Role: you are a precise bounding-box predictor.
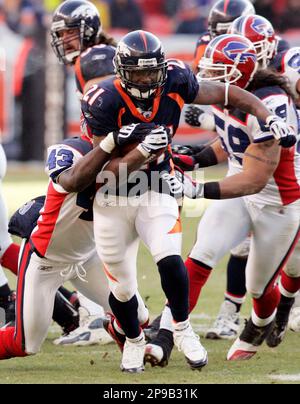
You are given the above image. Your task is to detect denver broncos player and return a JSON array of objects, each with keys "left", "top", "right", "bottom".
[
  {"left": 0, "top": 122, "right": 167, "bottom": 361},
  {"left": 50, "top": 0, "right": 116, "bottom": 97},
  {"left": 81, "top": 29, "right": 296, "bottom": 372},
  {"left": 164, "top": 34, "right": 299, "bottom": 362}
]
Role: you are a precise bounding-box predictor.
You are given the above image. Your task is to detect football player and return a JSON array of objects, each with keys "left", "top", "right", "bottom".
[
  {"left": 0, "top": 123, "right": 168, "bottom": 360},
  {"left": 50, "top": 0, "right": 117, "bottom": 344},
  {"left": 81, "top": 29, "right": 296, "bottom": 372},
  {"left": 147, "top": 34, "right": 299, "bottom": 364},
  {"left": 202, "top": 19, "right": 300, "bottom": 343}
]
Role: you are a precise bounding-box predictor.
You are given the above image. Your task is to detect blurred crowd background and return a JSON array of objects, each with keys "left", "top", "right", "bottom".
[{"left": 0, "top": 0, "right": 299, "bottom": 161}]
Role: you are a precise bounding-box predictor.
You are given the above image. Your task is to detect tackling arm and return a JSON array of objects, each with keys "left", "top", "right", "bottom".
[
  {"left": 204, "top": 140, "right": 281, "bottom": 199},
  {"left": 57, "top": 144, "right": 111, "bottom": 193},
  {"left": 193, "top": 82, "right": 271, "bottom": 122}
]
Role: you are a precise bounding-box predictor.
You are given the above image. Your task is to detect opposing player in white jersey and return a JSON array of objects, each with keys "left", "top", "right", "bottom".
[
  {"left": 203, "top": 18, "right": 300, "bottom": 344},
  {"left": 0, "top": 123, "right": 169, "bottom": 360},
  {"left": 177, "top": 16, "right": 300, "bottom": 344},
  {"left": 146, "top": 34, "right": 299, "bottom": 364}
]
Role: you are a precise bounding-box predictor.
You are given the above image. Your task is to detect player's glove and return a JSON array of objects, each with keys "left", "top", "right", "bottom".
[
  {"left": 172, "top": 144, "right": 206, "bottom": 156},
  {"left": 185, "top": 105, "right": 206, "bottom": 127},
  {"left": 100, "top": 123, "right": 156, "bottom": 153},
  {"left": 175, "top": 167, "right": 203, "bottom": 199},
  {"left": 266, "top": 115, "right": 297, "bottom": 148},
  {"left": 113, "top": 123, "right": 156, "bottom": 146},
  {"left": 137, "top": 125, "right": 171, "bottom": 158}
]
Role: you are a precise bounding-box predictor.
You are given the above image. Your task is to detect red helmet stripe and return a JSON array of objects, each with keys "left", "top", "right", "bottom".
[
  {"left": 139, "top": 30, "right": 148, "bottom": 52},
  {"left": 224, "top": 0, "right": 231, "bottom": 14}
]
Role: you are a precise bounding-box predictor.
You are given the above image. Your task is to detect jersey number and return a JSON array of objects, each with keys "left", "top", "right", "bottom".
[
  {"left": 288, "top": 53, "right": 300, "bottom": 73},
  {"left": 47, "top": 149, "right": 74, "bottom": 171}
]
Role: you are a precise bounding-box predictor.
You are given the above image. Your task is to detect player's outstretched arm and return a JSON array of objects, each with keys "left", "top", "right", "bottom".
[
  {"left": 193, "top": 82, "right": 296, "bottom": 148},
  {"left": 57, "top": 144, "right": 112, "bottom": 192},
  {"left": 173, "top": 138, "right": 228, "bottom": 171},
  {"left": 204, "top": 139, "right": 280, "bottom": 199}
]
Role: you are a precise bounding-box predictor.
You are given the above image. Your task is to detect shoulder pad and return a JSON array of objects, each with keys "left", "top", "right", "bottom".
[
  {"left": 80, "top": 44, "right": 116, "bottom": 81},
  {"left": 252, "top": 85, "right": 286, "bottom": 100},
  {"left": 60, "top": 137, "right": 93, "bottom": 156}
]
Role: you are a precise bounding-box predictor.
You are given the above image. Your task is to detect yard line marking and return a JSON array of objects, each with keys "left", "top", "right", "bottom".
[{"left": 269, "top": 374, "right": 300, "bottom": 382}]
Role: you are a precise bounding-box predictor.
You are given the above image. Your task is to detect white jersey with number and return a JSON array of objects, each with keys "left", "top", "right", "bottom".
[
  {"left": 31, "top": 137, "right": 95, "bottom": 262},
  {"left": 212, "top": 85, "right": 300, "bottom": 207}
]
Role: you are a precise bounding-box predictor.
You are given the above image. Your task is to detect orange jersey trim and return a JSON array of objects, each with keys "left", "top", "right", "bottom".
[
  {"left": 167, "top": 93, "right": 185, "bottom": 110},
  {"left": 168, "top": 216, "right": 182, "bottom": 235},
  {"left": 118, "top": 107, "right": 126, "bottom": 128},
  {"left": 113, "top": 79, "right": 161, "bottom": 122},
  {"left": 103, "top": 263, "right": 119, "bottom": 283},
  {"left": 192, "top": 43, "right": 208, "bottom": 73},
  {"left": 74, "top": 57, "right": 86, "bottom": 93}
]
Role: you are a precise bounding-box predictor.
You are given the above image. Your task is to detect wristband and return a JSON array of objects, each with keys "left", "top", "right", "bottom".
[
  {"left": 204, "top": 182, "right": 221, "bottom": 199},
  {"left": 194, "top": 146, "right": 218, "bottom": 168},
  {"left": 136, "top": 143, "right": 151, "bottom": 159},
  {"left": 99, "top": 133, "right": 115, "bottom": 154}
]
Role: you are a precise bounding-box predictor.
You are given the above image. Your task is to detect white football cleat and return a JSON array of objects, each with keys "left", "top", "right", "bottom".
[
  {"left": 174, "top": 320, "right": 208, "bottom": 370},
  {"left": 206, "top": 300, "right": 240, "bottom": 340},
  {"left": 120, "top": 332, "right": 146, "bottom": 373},
  {"left": 53, "top": 307, "right": 113, "bottom": 346}
]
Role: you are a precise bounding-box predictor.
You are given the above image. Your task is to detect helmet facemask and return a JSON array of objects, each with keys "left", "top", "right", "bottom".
[
  {"left": 115, "top": 56, "right": 168, "bottom": 100},
  {"left": 51, "top": 19, "right": 101, "bottom": 65},
  {"left": 198, "top": 57, "right": 243, "bottom": 85},
  {"left": 253, "top": 37, "right": 277, "bottom": 69}
]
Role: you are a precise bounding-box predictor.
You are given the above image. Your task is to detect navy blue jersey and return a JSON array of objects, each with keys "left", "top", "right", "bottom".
[
  {"left": 82, "top": 60, "right": 199, "bottom": 136},
  {"left": 81, "top": 60, "right": 199, "bottom": 193},
  {"left": 276, "top": 36, "right": 290, "bottom": 54},
  {"left": 74, "top": 44, "right": 116, "bottom": 94}
]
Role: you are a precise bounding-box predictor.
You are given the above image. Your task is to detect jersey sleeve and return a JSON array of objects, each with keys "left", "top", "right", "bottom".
[
  {"left": 81, "top": 83, "right": 119, "bottom": 137},
  {"left": 247, "top": 89, "right": 291, "bottom": 143},
  {"left": 45, "top": 143, "right": 83, "bottom": 183},
  {"left": 74, "top": 45, "right": 116, "bottom": 94},
  {"left": 167, "top": 60, "right": 200, "bottom": 104}
]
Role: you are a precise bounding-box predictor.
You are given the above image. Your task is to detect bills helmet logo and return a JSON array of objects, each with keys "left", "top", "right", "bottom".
[
  {"left": 223, "top": 42, "right": 256, "bottom": 64},
  {"left": 251, "top": 19, "right": 273, "bottom": 37}
]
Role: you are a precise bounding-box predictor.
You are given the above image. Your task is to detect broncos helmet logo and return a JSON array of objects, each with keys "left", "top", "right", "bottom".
[
  {"left": 223, "top": 42, "right": 256, "bottom": 64},
  {"left": 251, "top": 19, "right": 273, "bottom": 37}
]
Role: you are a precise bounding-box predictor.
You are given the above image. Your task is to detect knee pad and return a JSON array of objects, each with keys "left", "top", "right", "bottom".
[{"left": 110, "top": 281, "right": 137, "bottom": 303}]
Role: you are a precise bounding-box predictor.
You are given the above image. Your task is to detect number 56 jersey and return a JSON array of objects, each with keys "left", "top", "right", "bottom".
[
  {"left": 213, "top": 85, "right": 300, "bottom": 206},
  {"left": 30, "top": 137, "right": 96, "bottom": 262}
]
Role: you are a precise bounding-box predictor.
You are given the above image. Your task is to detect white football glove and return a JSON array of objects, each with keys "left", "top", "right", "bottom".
[
  {"left": 185, "top": 105, "right": 216, "bottom": 130},
  {"left": 137, "top": 126, "right": 171, "bottom": 158},
  {"left": 266, "top": 115, "right": 297, "bottom": 148},
  {"left": 175, "top": 168, "right": 204, "bottom": 199},
  {"left": 160, "top": 172, "right": 184, "bottom": 198}
]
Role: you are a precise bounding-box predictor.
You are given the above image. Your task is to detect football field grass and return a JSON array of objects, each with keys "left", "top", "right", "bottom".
[{"left": 1, "top": 165, "right": 299, "bottom": 384}]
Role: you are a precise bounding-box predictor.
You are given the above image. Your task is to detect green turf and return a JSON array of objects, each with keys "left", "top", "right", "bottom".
[{"left": 1, "top": 166, "right": 299, "bottom": 384}]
